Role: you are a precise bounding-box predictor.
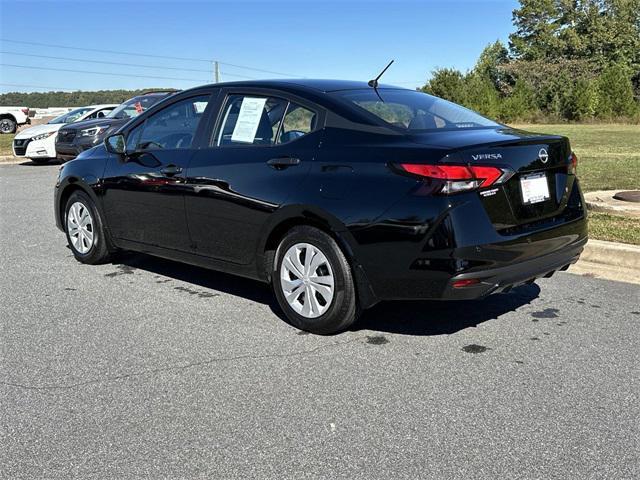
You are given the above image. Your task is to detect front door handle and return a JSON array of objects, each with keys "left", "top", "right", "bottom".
[
  {"left": 160, "top": 164, "right": 183, "bottom": 176},
  {"left": 267, "top": 157, "right": 301, "bottom": 169}
]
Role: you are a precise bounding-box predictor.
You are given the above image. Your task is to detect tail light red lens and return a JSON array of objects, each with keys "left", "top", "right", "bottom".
[
  {"left": 21, "top": 108, "right": 29, "bottom": 115},
  {"left": 396, "top": 163, "right": 512, "bottom": 194},
  {"left": 452, "top": 278, "right": 480, "bottom": 288},
  {"left": 569, "top": 152, "right": 578, "bottom": 175}
]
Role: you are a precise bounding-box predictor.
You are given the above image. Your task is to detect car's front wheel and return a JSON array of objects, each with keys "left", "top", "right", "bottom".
[
  {"left": 273, "top": 226, "right": 358, "bottom": 334},
  {"left": 64, "top": 191, "right": 112, "bottom": 264}
]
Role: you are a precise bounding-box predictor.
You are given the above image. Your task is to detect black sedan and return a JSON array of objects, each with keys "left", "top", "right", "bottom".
[{"left": 54, "top": 80, "right": 587, "bottom": 334}]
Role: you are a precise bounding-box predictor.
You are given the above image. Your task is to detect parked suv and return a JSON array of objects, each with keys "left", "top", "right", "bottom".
[
  {"left": 55, "top": 92, "right": 174, "bottom": 162},
  {"left": 0, "top": 106, "right": 30, "bottom": 134},
  {"left": 12, "top": 104, "right": 116, "bottom": 164}
]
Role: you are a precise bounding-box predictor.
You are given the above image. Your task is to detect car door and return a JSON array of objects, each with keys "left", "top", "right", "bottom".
[
  {"left": 184, "top": 89, "right": 323, "bottom": 264},
  {"left": 101, "top": 92, "right": 214, "bottom": 251}
]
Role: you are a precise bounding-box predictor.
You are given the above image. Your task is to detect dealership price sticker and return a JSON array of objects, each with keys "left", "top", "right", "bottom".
[{"left": 231, "top": 97, "right": 268, "bottom": 143}]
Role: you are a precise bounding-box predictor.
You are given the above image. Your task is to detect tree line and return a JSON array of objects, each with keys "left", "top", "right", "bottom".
[
  {"left": 0, "top": 88, "right": 175, "bottom": 109},
  {"left": 422, "top": 0, "right": 640, "bottom": 122}
]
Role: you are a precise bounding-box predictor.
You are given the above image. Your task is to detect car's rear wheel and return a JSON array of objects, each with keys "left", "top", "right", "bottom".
[
  {"left": 64, "top": 191, "right": 112, "bottom": 264},
  {"left": 273, "top": 226, "right": 358, "bottom": 334},
  {"left": 0, "top": 118, "right": 17, "bottom": 134}
]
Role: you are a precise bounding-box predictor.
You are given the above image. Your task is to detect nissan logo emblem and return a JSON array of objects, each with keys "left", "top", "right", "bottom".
[{"left": 538, "top": 148, "right": 549, "bottom": 163}]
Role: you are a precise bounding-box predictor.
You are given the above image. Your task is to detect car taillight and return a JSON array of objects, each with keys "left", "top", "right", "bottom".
[
  {"left": 21, "top": 108, "right": 29, "bottom": 115},
  {"left": 396, "top": 164, "right": 513, "bottom": 194},
  {"left": 568, "top": 152, "right": 578, "bottom": 175}
]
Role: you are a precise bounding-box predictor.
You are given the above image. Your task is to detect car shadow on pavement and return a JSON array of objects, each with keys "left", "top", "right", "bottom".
[
  {"left": 353, "top": 284, "right": 540, "bottom": 336},
  {"left": 114, "top": 253, "right": 540, "bottom": 337},
  {"left": 114, "top": 253, "right": 276, "bottom": 306}
]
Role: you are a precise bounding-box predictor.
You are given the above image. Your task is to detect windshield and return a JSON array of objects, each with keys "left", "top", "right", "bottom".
[
  {"left": 48, "top": 107, "right": 93, "bottom": 124},
  {"left": 108, "top": 95, "right": 166, "bottom": 119},
  {"left": 333, "top": 89, "right": 500, "bottom": 131}
]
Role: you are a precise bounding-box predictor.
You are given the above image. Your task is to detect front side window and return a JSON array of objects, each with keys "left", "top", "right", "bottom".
[
  {"left": 215, "top": 95, "right": 288, "bottom": 146},
  {"left": 333, "top": 89, "right": 500, "bottom": 131},
  {"left": 132, "top": 95, "right": 209, "bottom": 151}
]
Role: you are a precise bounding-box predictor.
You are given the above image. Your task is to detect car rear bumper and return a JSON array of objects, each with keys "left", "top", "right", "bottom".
[
  {"left": 349, "top": 182, "right": 588, "bottom": 304},
  {"left": 441, "top": 236, "right": 585, "bottom": 300}
]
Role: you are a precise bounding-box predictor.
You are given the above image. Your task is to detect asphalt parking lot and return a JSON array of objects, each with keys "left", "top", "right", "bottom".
[{"left": 1, "top": 162, "right": 639, "bottom": 479}]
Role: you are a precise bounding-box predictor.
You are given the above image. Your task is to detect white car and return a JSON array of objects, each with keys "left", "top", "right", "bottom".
[{"left": 12, "top": 104, "right": 117, "bottom": 164}]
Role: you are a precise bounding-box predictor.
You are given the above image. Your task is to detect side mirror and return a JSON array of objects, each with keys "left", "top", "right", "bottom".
[{"left": 105, "top": 133, "right": 125, "bottom": 155}]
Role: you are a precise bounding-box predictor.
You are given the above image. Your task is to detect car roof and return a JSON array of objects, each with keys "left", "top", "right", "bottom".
[
  {"left": 85, "top": 104, "right": 119, "bottom": 109},
  {"left": 193, "top": 79, "right": 408, "bottom": 94}
]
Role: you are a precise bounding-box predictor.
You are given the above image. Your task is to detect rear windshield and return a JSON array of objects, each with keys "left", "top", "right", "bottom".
[{"left": 333, "top": 89, "right": 500, "bottom": 131}]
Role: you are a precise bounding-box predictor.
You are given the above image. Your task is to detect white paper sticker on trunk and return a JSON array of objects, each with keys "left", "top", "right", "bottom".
[{"left": 231, "top": 97, "right": 268, "bottom": 143}]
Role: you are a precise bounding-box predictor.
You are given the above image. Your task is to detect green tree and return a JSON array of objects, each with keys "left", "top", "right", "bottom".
[
  {"left": 499, "top": 80, "right": 538, "bottom": 121},
  {"left": 561, "top": 78, "right": 599, "bottom": 120},
  {"left": 475, "top": 40, "right": 512, "bottom": 93},
  {"left": 596, "top": 63, "right": 637, "bottom": 117},
  {"left": 463, "top": 73, "right": 501, "bottom": 119},
  {"left": 421, "top": 68, "right": 467, "bottom": 105}
]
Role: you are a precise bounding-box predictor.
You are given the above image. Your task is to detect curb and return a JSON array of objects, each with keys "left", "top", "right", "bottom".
[
  {"left": 0, "top": 156, "right": 23, "bottom": 164},
  {"left": 584, "top": 190, "right": 640, "bottom": 218},
  {"left": 569, "top": 239, "right": 640, "bottom": 284}
]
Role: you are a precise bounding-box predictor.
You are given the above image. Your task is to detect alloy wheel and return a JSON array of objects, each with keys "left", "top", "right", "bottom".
[{"left": 280, "top": 242, "right": 335, "bottom": 318}]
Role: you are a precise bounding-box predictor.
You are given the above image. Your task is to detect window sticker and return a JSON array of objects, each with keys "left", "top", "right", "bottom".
[{"left": 231, "top": 97, "right": 267, "bottom": 143}]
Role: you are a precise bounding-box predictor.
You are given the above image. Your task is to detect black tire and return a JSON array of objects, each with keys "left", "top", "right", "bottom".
[
  {"left": 272, "top": 226, "right": 358, "bottom": 335},
  {"left": 0, "top": 117, "right": 17, "bottom": 134},
  {"left": 30, "top": 158, "right": 51, "bottom": 165},
  {"left": 64, "top": 190, "right": 112, "bottom": 264}
]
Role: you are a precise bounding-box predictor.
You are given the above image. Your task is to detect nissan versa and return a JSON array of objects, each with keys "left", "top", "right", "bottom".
[{"left": 54, "top": 80, "right": 587, "bottom": 334}]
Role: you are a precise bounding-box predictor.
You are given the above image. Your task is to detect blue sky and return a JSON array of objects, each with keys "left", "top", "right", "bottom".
[{"left": 0, "top": 0, "right": 519, "bottom": 93}]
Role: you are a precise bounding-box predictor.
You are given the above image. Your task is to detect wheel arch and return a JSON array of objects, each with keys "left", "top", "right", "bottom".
[
  {"left": 258, "top": 206, "right": 378, "bottom": 309},
  {"left": 56, "top": 178, "right": 105, "bottom": 232}
]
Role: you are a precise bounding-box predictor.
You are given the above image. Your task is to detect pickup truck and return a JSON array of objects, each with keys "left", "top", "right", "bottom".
[{"left": 0, "top": 107, "right": 30, "bottom": 134}]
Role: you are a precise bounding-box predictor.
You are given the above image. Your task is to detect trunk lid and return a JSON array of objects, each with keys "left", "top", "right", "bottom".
[{"left": 409, "top": 127, "right": 574, "bottom": 230}]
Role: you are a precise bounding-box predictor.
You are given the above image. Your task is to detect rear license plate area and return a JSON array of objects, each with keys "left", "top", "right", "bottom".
[{"left": 520, "top": 172, "right": 550, "bottom": 205}]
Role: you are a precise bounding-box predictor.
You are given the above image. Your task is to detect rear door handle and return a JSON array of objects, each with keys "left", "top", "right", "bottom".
[
  {"left": 160, "top": 165, "right": 183, "bottom": 176},
  {"left": 267, "top": 157, "right": 301, "bottom": 169}
]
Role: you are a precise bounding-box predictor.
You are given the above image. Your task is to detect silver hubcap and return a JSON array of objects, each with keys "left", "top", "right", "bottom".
[
  {"left": 280, "top": 243, "right": 335, "bottom": 318},
  {"left": 67, "top": 202, "right": 94, "bottom": 254}
]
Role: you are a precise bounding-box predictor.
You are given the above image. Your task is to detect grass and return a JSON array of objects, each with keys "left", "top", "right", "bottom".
[
  {"left": 587, "top": 212, "right": 640, "bottom": 245},
  {"left": 0, "top": 134, "right": 14, "bottom": 156},
  {"left": 512, "top": 124, "right": 640, "bottom": 192}
]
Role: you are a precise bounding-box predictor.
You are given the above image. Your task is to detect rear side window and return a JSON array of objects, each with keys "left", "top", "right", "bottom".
[
  {"left": 216, "top": 95, "right": 287, "bottom": 146},
  {"left": 215, "top": 95, "right": 318, "bottom": 146},
  {"left": 277, "top": 104, "right": 317, "bottom": 144},
  {"left": 134, "top": 95, "right": 209, "bottom": 150}
]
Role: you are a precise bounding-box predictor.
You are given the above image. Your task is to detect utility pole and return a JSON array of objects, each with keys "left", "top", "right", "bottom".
[{"left": 214, "top": 61, "right": 220, "bottom": 83}]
